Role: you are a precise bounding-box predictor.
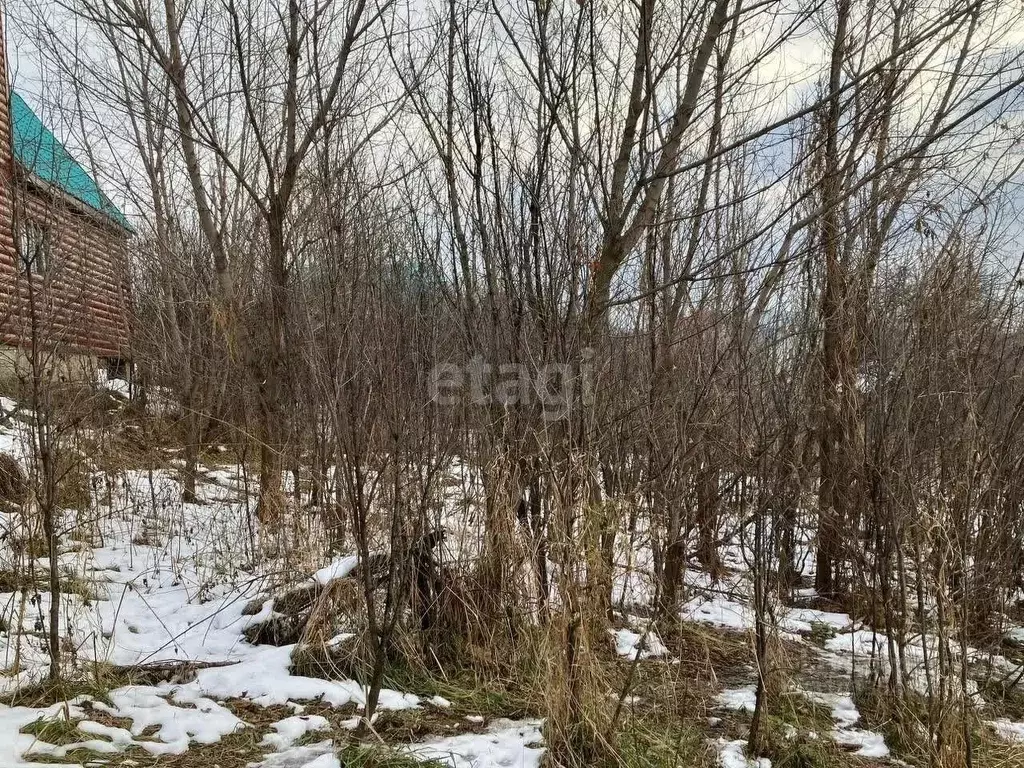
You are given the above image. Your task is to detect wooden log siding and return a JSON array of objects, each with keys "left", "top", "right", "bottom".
[
  {"left": 0, "top": 20, "right": 131, "bottom": 361},
  {"left": 0, "top": 180, "right": 131, "bottom": 359},
  {"left": 0, "top": 17, "right": 19, "bottom": 348}
]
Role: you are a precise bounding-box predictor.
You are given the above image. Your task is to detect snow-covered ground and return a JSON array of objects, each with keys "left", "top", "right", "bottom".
[
  {"left": 1, "top": 392, "right": 1023, "bottom": 767},
  {"left": 0, "top": 462, "right": 429, "bottom": 765},
  {"left": 404, "top": 720, "right": 544, "bottom": 768},
  {"left": 0, "top": 400, "right": 549, "bottom": 767}
]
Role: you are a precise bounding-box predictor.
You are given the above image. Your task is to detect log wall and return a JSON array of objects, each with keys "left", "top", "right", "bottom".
[
  {"left": 0, "top": 13, "right": 18, "bottom": 335},
  {"left": 0, "top": 18, "right": 131, "bottom": 362}
]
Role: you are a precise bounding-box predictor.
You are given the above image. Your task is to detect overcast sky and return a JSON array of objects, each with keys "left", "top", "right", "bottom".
[
  {"left": 4, "top": 5, "right": 143, "bottom": 223},
  {"left": 6, "top": 0, "right": 1024, "bottom": 253}
]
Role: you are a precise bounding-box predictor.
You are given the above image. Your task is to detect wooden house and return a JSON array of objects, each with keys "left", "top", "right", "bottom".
[{"left": 0, "top": 17, "right": 131, "bottom": 380}]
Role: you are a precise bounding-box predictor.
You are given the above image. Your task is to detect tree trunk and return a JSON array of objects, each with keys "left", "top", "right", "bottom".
[
  {"left": 660, "top": 506, "right": 684, "bottom": 616},
  {"left": 182, "top": 404, "right": 200, "bottom": 504},
  {"left": 696, "top": 459, "right": 721, "bottom": 577},
  {"left": 815, "top": 0, "right": 852, "bottom": 601},
  {"left": 257, "top": 212, "right": 289, "bottom": 522}
]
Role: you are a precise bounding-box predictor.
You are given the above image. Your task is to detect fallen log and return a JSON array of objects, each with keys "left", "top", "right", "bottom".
[
  {"left": 105, "top": 659, "right": 239, "bottom": 685},
  {"left": 242, "top": 552, "right": 389, "bottom": 619}
]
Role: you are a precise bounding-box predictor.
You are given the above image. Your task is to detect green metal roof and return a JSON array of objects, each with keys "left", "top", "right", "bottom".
[{"left": 9, "top": 91, "right": 130, "bottom": 231}]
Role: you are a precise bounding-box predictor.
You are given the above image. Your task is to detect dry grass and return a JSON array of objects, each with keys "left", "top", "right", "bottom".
[
  {"left": 380, "top": 661, "right": 539, "bottom": 720},
  {"left": 973, "top": 728, "right": 1024, "bottom": 768},
  {"left": 336, "top": 743, "right": 449, "bottom": 768},
  {"left": 21, "top": 724, "right": 267, "bottom": 767},
  {"left": 976, "top": 674, "right": 1024, "bottom": 723},
  {"left": 659, "top": 619, "right": 754, "bottom": 680},
  {"left": 613, "top": 721, "right": 715, "bottom": 768},
  {"left": 20, "top": 715, "right": 91, "bottom": 746},
  {"left": 851, "top": 682, "right": 1024, "bottom": 768},
  {"left": 4, "top": 673, "right": 127, "bottom": 708}
]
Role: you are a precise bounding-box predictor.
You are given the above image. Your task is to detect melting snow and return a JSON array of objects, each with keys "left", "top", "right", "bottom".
[
  {"left": 0, "top": 466, "right": 419, "bottom": 765},
  {"left": 404, "top": 719, "right": 544, "bottom": 768},
  {"left": 255, "top": 740, "right": 337, "bottom": 768},
  {"left": 804, "top": 691, "right": 889, "bottom": 758},
  {"left": 716, "top": 738, "right": 771, "bottom": 768},
  {"left": 299, "top": 753, "right": 342, "bottom": 768},
  {"left": 611, "top": 627, "right": 669, "bottom": 659},
  {"left": 312, "top": 555, "right": 360, "bottom": 586},
  {"left": 261, "top": 715, "right": 331, "bottom": 751},
  {"left": 990, "top": 718, "right": 1024, "bottom": 743},
  {"left": 1006, "top": 627, "right": 1024, "bottom": 646},
  {"left": 717, "top": 686, "right": 758, "bottom": 712}
]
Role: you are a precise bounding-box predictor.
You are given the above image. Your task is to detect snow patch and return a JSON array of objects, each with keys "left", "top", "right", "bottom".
[
  {"left": 302, "top": 754, "right": 342, "bottom": 768},
  {"left": 1005, "top": 627, "right": 1024, "bottom": 647},
  {"left": 312, "top": 555, "right": 360, "bottom": 586},
  {"left": 683, "top": 596, "right": 753, "bottom": 630},
  {"left": 717, "top": 686, "right": 758, "bottom": 713},
  {"left": 261, "top": 715, "right": 331, "bottom": 751},
  {"left": 990, "top": 718, "right": 1024, "bottom": 743},
  {"left": 716, "top": 738, "right": 771, "bottom": 768},
  {"left": 611, "top": 627, "right": 668, "bottom": 659},
  {"left": 405, "top": 718, "right": 544, "bottom": 768},
  {"left": 255, "top": 740, "right": 336, "bottom": 768},
  {"left": 93, "top": 686, "right": 245, "bottom": 755},
  {"left": 803, "top": 691, "right": 889, "bottom": 758}
]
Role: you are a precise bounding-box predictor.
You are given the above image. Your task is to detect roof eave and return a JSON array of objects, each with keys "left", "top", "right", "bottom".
[{"left": 15, "top": 163, "right": 133, "bottom": 235}]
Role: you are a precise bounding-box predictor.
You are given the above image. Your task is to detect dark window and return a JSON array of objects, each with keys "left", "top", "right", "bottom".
[
  {"left": 18, "top": 220, "right": 51, "bottom": 275},
  {"left": 105, "top": 357, "right": 129, "bottom": 380}
]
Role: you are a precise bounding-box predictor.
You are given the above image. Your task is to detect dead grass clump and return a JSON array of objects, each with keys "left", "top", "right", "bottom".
[
  {"left": 54, "top": 463, "right": 92, "bottom": 511},
  {"left": 220, "top": 698, "right": 300, "bottom": 728},
  {"left": 60, "top": 569, "right": 101, "bottom": 605},
  {"left": 71, "top": 406, "right": 180, "bottom": 473},
  {"left": 0, "top": 568, "right": 34, "bottom": 592},
  {"left": 618, "top": 653, "right": 718, "bottom": 727},
  {"left": 361, "top": 706, "right": 488, "bottom": 742},
  {"left": 977, "top": 675, "right": 1024, "bottom": 722},
  {"left": 379, "top": 656, "right": 539, "bottom": 720},
  {"left": 20, "top": 715, "right": 92, "bottom": 746},
  {"left": 601, "top": 631, "right": 748, "bottom": 768},
  {"left": 614, "top": 721, "right": 714, "bottom": 768},
  {"left": 290, "top": 577, "right": 376, "bottom": 680},
  {"left": 338, "top": 743, "right": 448, "bottom": 768},
  {"left": 760, "top": 693, "right": 853, "bottom": 768},
  {"left": 3, "top": 673, "right": 128, "bottom": 707},
  {"left": 307, "top": 578, "right": 364, "bottom": 643},
  {"left": 975, "top": 725, "right": 1024, "bottom": 768},
  {"left": 853, "top": 683, "right": 928, "bottom": 762},
  {"left": 758, "top": 717, "right": 842, "bottom": 768},
  {"left": 540, "top": 612, "right": 617, "bottom": 768},
  {"left": 853, "top": 682, "right": 986, "bottom": 768},
  {"left": 291, "top": 630, "right": 373, "bottom": 681},
  {"left": 245, "top": 557, "right": 380, "bottom": 647},
  {"left": 245, "top": 612, "right": 306, "bottom": 646},
  {"left": 0, "top": 451, "right": 27, "bottom": 505},
  {"left": 660, "top": 619, "right": 754, "bottom": 685}
]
